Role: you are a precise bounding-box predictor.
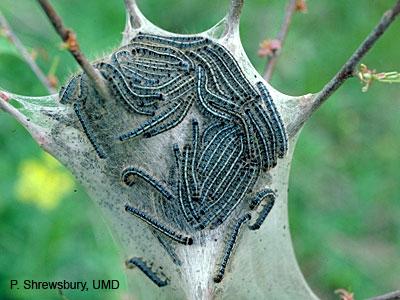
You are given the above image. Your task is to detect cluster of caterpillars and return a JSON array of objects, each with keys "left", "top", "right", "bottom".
[{"left": 59, "top": 32, "right": 288, "bottom": 285}]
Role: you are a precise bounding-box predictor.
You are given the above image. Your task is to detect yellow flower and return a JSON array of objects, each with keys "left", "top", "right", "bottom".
[{"left": 15, "top": 153, "right": 74, "bottom": 210}]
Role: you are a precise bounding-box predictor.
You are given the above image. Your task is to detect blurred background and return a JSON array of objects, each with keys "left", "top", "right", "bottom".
[{"left": 0, "top": 0, "right": 399, "bottom": 299}]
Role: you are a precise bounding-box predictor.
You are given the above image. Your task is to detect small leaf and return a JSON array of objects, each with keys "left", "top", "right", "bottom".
[
  {"left": 60, "top": 30, "right": 79, "bottom": 52},
  {"left": 357, "top": 63, "right": 400, "bottom": 92},
  {"left": 295, "top": 0, "right": 308, "bottom": 13},
  {"left": 334, "top": 288, "right": 354, "bottom": 300},
  {"left": 258, "top": 39, "right": 281, "bottom": 57}
]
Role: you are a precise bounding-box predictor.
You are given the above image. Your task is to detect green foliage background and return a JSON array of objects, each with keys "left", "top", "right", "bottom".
[{"left": 0, "top": 0, "right": 399, "bottom": 299}]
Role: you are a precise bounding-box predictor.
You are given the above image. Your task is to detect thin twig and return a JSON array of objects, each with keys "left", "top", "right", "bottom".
[
  {"left": 222, "top": 0, "right": 244, "bottom": 37},
  {"left": 263, "top": 0, "right": 297, "bottom": 81},
  {"left": 0, "top": 10, "right": 56, "bottom": 94},
  {"left": 311, "top": 0, "right": 400, "bottom": 112},
  {"left": 368, "top": 290, "right": 400, "bottom": 300},
  {"left": 36, "top": 0, "right": 109, "bottom": 100},
  {"left": 289, "top": 0, "right": 400, "bottom": 135},
  {"left": 124, "top": 0, "right": 142, "bottom": 29}
]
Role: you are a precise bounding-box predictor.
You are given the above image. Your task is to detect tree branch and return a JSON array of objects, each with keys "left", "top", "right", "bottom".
[
  {"left": 0, "top": 10, "right": 56, "bottom": 94},
  {"left": 36, "top": 0, "right": 109, "bottom": 100},
  {"left": 289, "top": 0, "right": 400, "bottom": 135},
  {"left": 310, "top": 0, "right": 400, "bottom": 116},
  {"left": 368, "top": 290, "right": 400, "bottom": 300},
  {"left": 124, "top": 0, "right": 142, "bottom": 29},
  {"left": 222, "top": 0, "right": 244, "bottom": 37},
  {"left": 263, "top": 0, "right": 297, "bottom": 81}
]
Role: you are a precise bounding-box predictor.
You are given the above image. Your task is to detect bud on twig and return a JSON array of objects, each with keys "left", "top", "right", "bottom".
[{"left": 357, "top": 63, "right": 400, "bottom": 92}]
